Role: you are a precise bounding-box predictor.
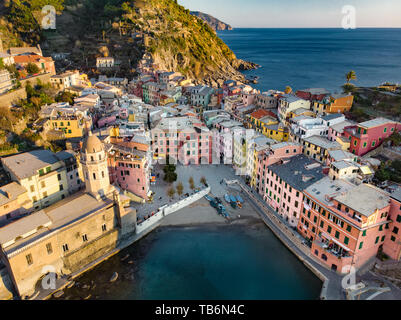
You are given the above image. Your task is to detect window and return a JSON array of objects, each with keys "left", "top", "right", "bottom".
[
  {"left": 384, "top": 127, "right": 387, "bottom": 133},
  {"left": 59, "top": 184, "right": 64, "bottom": 191},
  {"left": 362, "top": 230, "right": 367, "bottom": 237},
  {"left": 391, "top": 236, "right": 396, "bottom": 242},
  {"left": 62, "top": 244, "right": 69, "bottom": 252},
  {"left": 397, "top": 215, "right": 401, "bottom": 223},
  {"left": 46, "top": 243, "right": 53, "bottom": 254},
  {"left": 102, "top": 224, "right": 107, "bottom": 232},
  {"left": 393, "top": 227, "right": 399, "bottom": 235},
  {"left": 41, "top": 181, "right": 46, "bottom": 188},
  {"left": 346, "top": 225, "right": 352, "bottom": 233},
  {"left": 335, "top": 231, "right": 340, "bottom": 239},
  {"left": 327, "top": 226, "right": 332, "bottom": 234},
  {"left": 57, "top": 173, "right": 62, "bottom": 181},
  {"left": 30, "top": 185, "right": 35, "bottom": 192},
  {"left": 375, "top": 237, "right": 379, "bottom": 244},
  {"left": 359, "top": 242, "right": 363, "bottom": 250},
  {"left": 379, "top": 225, "right": 383, "bottom": 231},
  {"left": 381, "top": 236, "right": 386, "bottom": 242},
  {"left": 82, "top": 234, "right": 88, "bottom": 242},
  {"left": 344, "top": 237, "right": 349, "bottom": 245},
  {"left": 26, "top": 254, "right": 33, "bottom": 266}
]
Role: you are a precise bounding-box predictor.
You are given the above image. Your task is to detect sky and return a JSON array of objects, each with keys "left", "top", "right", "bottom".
[{"left": 178, "top": 0, "right": 401, "bottom": 28}]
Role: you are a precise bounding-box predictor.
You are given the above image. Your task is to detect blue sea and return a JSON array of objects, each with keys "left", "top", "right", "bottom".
[
  {"left": 218, "top": 28, "right": 401, "bottom": 93},
  {"left": 59, "top": 226, "right": 322, "bottom": 300}
]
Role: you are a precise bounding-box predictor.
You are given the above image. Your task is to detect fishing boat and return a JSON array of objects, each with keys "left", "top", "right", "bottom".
[
  {"left": 229, "top": 195, "right": 237, "bottom": 208},
  {"left": 224, "top": 194, "right": 231, "bottom": 204},
  {"left": 236, "top": 195, "right": 244, "bottom": 204}
]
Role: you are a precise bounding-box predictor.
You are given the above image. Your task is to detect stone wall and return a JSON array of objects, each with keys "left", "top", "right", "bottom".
[
  {"left": 0, "top": 73, "right": 54, "bottom": 107},
  {"left": 163, "top": 187, "right": 211, "bottom": 216},
  {"left": 63, "top": 230, "right": 119, "bottom": 274},
  {"left": 135, "top": 187, "right": 210, "bottom": 235}
]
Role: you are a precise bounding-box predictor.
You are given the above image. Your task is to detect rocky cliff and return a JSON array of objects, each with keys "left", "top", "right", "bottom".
[
  {"left": 1, "top": 0, "right": 258, "bottom": 86},
  {"left": 190, "top": 11, "right": 233, "bottom": 31}
]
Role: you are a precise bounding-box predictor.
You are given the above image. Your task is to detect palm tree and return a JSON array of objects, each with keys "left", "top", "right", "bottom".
[
  {"left": 285, "top": 86, "right": 293, "bottom": 94},
  {"left": 346, "top": 70, "right": 357, "bottom": 84}
]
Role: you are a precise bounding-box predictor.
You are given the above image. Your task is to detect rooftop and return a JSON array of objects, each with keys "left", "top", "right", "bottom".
[
  {"left": 0, "top": 182, "right": 27, "bottom": 207},
  {"left": 305, "top": 177, "right": 355, "bottom": 207},
  {"left": 359, "top": 117, "right": 396, "bottom": 129},
  {"left": 1, "top": 150, "right": 61, "bottom": 180},
  {"left": 304, "top": 135, "right": 342, "bottom": 150},
  {"left": 268, "top": 155, "right": 324, "bottom": 191},
  {"left": 334, "top": 184, "right": 390, "bottom": 217},
  {"left": 0, "top": 192, "right": 113, "bottom": 254}
]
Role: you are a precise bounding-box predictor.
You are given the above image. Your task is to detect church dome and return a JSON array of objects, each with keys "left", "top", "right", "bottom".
[{"left": 82, "top": 131, "right": 103, "bottom": 153}]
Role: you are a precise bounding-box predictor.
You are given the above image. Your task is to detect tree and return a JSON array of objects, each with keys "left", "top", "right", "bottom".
[
  {"left": 200, "top": 176, "right": 207, "bottom": 186},
  {"left": 342, "top": 83, "right": 356, "bottom": 94},
  {"left": 385, "top": 132, "right": 401, "bottom": 147},
  {"left": 163, "top": 163, "right": 177, "bottom": 183},
  {"left": 285, "top": 86, "right": 292, "bottom": 94},
  {"left": 176, "top": 182, "right": 184, "bottom": 196},
  {"left": 189, "top": 176, "right": 195, "bottom": 190},
  {"left": 56, "top": 91, "right": 76, "bottom": 105},
  {"left": 167, "top": 186, "right": 176, "bottom": 199},
  {"left": 26, "top": 63, "right": 40, "bottom": 75},
  {"left": 346, "top": 70, "right": 357, "bottom": 84}
]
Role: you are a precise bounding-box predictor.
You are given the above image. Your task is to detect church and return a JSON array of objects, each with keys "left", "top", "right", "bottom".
[{"left": 0, "top": 131, "right": 137, "bottom": 299}]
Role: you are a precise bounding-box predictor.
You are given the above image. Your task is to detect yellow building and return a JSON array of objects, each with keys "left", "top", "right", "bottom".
[
  {"left": 262, "top": 123, "right": 289, "bottom": 142},
  {"left": 302, "top": 135, "right": 342, "bottom": 163},
  {"left": 311, "top": 94, "right": 354, "bottom": 114},
  {"left": 1, "top": 150, "right": 82, "bottom": 210},
  {"left": 47, "top": 117, "right": 84, "bottom": 139}
]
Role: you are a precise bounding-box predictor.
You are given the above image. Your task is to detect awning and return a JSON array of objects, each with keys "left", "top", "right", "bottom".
[{"left": 360, "top": 166, "right": 373, "bottom": 175}]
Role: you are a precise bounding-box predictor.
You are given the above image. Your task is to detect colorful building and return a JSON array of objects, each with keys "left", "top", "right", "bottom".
[
  {"left": 299, "top": 178, "right": 391, "bottom": 272},
  {"left": 261, "top": 154, "right": 324, "bottom": 227},
  {"left": 347, "top": 118, "right": 401, "bottom": 156}
]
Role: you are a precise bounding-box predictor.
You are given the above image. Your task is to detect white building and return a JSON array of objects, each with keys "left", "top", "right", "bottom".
[
  {"left": 96, "top": 57, "right": 115, "bottom": 69},
  {"left": 278, "top": 94, "right": 310, "bottom": 123}
]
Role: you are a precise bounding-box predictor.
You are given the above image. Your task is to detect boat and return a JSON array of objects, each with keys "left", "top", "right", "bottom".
[
  {"left": 224, "top": 194, "right": 231, "bottom": 203},
  {"left": 229, "top": 195, "right": 237, "bottom": 208},
  {"left": 236, "top": 195, "right": 244, "bottom": 204},
  {"left": 204, "top": 194, "right": 214, "bottom": 202}
]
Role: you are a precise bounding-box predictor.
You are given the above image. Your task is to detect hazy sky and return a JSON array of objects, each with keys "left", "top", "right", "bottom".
[{"left": 178, "top": 0, "right": 401, "bottom": 28}]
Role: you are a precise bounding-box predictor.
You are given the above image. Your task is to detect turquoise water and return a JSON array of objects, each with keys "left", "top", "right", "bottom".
[
  {"left": 218, "top": 28, "right": 401, "bottom": 92},
  {"left": 61, "top": 225, "right": 322, "bottom": 300}
]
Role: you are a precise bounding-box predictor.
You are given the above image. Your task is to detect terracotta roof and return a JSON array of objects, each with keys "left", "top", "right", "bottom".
[
  {"left": 250, "top": 109, "right": 270, "bottom": 120},
  {"left": 13, "top": 54, "right": 53, "bottom": 64}
]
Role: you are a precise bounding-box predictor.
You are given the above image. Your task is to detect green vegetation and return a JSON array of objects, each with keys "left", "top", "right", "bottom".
[
  {"left": 163, "top": 162, "right": 177, "bottom": 183},
  {"left": 26, "top": 63, "right": 41, "bottom": 75},
  {"left": 176, "top": 181, "right": 184, "bottom": 196},
  {"left": 346, "top": 70, "right": 357, "bottom": 84},
  {"left": 375, "top": 160, "right": 401, "bottom": 183},
  {"left": 167, "top": 186, "right": 176, "bottom": 199},
  {"left": 55, "top": 91, "right": 76, "bottom": 104}
]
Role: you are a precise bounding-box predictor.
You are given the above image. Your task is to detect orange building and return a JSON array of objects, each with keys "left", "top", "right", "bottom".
[
  {"left": 311, "top": 94, "right": 354, "bottom": 114},
  {"left": 298, "top": 178, "right": 391, "bottom": 273},
  {"left": 13, "top": 54, "right": 56, "bottom": 76}
]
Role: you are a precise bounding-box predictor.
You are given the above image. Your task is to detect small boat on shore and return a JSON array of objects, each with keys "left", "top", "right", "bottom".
[
  {"left": 229, "top": 195, "right": 237, "bottom": 208},
  {"left": 224, "top": 194, "right": 231, "bottom": 204}
]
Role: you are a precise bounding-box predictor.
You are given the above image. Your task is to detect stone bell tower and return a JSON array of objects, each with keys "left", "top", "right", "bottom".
[{"left": 80, "top": 130, "right": 114, "bottom": 200}]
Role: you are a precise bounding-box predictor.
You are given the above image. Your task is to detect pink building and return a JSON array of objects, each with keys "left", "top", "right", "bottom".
[
  {"left": 107, "top": 137, "right": 151, "bottom": 200},
  {"left": 383, "top": 188, "right": 401, "bottom": 261},
  {"left": 346, "top": 118, "right": 401, "bottom": 156},
  {"left": 260, "top": 154, "right": 324, "bottom": 227},
  {"left": 299, "top": 179, "right": 392, "bottom": 272},
  {"left": 327, "top": 120, "right": 356, "bottom": 142},
  {"left": 151, "top": 117, "right": 212, "bottom": 165},
  {"left": 97, "top": 115, "right": 117, "bottom": 128}
]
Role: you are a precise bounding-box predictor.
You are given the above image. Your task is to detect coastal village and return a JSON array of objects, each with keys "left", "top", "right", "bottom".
[{"left": 1, "top": 39, "right": 401, "bottom": 301}]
